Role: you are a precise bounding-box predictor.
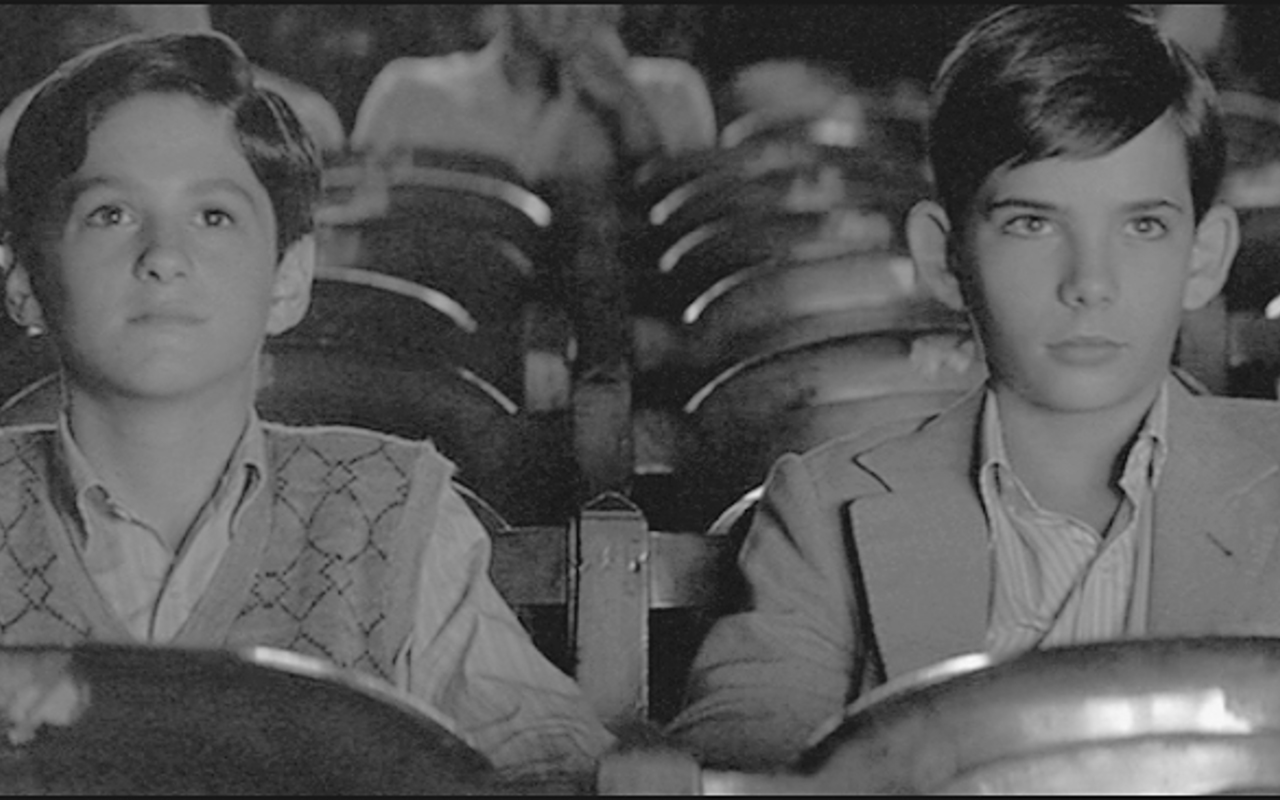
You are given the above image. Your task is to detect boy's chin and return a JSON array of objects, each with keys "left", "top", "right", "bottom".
[
  {"left": 68, "top": 365, "right": 257, "bottom": 408},
  {"left": 1005, "top": 375, "right": 1166, "bottom": 417}
]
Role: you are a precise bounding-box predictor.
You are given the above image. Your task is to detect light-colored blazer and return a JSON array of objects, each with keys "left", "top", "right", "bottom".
[{"left": 669, "top": 378, "right": 1280, "bottom": 771}]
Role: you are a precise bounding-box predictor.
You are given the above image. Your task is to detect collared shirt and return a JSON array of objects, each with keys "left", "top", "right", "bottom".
[
  {"left": 60, "top": 413, "right": 267, "bottom": 643},
  {"left": 53, "top": 411, "right": 614, "bottom": 783},
  {"left": 977, "top": 380, "right": 1169, "bottom": 660}
]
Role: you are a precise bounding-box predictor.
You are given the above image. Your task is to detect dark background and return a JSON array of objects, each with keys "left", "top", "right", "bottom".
[
  {"left": 0, "top": 5, "right": 1005, "bottom": 133},
  {"left": 6, "top": 5, "right": 1280, "bottom": 135}
]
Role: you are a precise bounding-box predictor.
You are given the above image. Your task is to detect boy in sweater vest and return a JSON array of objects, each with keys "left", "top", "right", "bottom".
[{"left": 0, "top": 32, "right": 612, "bottom": 786}]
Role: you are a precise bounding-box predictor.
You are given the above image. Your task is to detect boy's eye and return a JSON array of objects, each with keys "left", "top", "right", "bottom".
[
  {"left": 1125, "top": 216, "right": 1168, "bottom": 239},
  {"left": 198, "top": 208, "right": 235, "bottom": 227},
  {"left": 84, "top": 205, "right": 132, "bottom": 228},
  {"left": 1000, "top": 214, "right": 1053, "bottom": 238}
]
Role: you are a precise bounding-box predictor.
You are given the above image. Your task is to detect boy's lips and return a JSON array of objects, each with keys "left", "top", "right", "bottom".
[
  {"left": 129, "top": 307, "right": 206, "bottom": 325},
  {"left": 1047, "top": 335, "right": 1125, "bottom": 365}
]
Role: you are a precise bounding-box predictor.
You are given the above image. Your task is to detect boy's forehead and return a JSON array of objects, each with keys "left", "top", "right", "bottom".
[
  {"left": 70, "top": 92, "right": 266, "bottom": 198},
  {"left": 973, "top": 117, "right": 1194, "bottom": 212},
  {"left": 83, "top": 92, "right": 239, "bottom": 162}
]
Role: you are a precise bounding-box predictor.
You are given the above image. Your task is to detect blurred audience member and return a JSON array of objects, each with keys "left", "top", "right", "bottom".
[
  {"left": 1152, "top": 4, "right": 1280, "bottom": 99},
  {"left": 1154, "top": 4, "right": 1228, "bottom": 67},
  {"left": 230, "top": 5, "right": 390, "bottom": 139},
  {"left": 350, "top": 4, "right": 717, "bottom": 184},
  {"left": 0, "top": 5, "right": 345, "bottom": 164},
  {"left": 724, "top": 60, "right": 859, "bottom": 125},
  {"left": 1154, "top": 5, "right": 1280, "bottom": 210},
  {"left": 717, "top": 59, "right": 869, "bottom": 150}
]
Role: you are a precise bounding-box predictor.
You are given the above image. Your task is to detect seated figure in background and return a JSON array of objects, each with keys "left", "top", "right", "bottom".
[
  {"left": 350, "top": 4, "right": 717, "bottom": 185},
  {"left": 718, "top": 59, "right": 868, "bottom": 148},
  {"left": 0, "top": 31, "right": 612, "bottom": 787},
  {"left": 668, "top": 4, "right": 1280, "bottom": 772}
]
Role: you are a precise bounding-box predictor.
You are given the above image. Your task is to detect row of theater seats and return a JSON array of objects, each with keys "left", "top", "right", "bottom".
[
  {"left": 1210, "top": 91, "right": 1280, "bottom": 397},
  {"left": 623, "top": 95, "right": 985, "bottom": 530}
]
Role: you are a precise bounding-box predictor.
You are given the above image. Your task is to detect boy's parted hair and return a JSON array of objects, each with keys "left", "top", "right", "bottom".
[
  {"left": 6, "top": 32, "right": 320, "bottom": 269},
  {"left": 927, "top": 5, "right": 1225, "bottom": 224}
]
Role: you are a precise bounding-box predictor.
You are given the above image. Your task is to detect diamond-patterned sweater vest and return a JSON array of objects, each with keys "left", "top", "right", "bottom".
[{"left": 0, "top": 424, "right": 445, "bottom": 683}]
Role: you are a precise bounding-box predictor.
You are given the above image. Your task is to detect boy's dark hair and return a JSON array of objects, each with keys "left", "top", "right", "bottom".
[
  {"left": 6, "top": 32, "right": 319, "bottom": 275},
  {"left": 928, "top": 5, "right": 1225, "bottom": 225}
]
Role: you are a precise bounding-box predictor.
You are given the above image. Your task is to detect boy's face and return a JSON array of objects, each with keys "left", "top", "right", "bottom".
[
  {"left": 912, "top": 115, "right": 1237, "bottom": 417},
  {"left": 11, "top": 92, "right": 312, "bottom": 404}
]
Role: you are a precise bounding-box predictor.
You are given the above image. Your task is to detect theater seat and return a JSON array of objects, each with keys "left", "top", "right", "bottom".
[
  {"left": 682, "top": 249, "right": 969, "bottom": 372},
  {"left": 0, "top": 342, "right": 572, "bottom": 527},
  {"left": 679, "top": 330, "right": 985, "bottom": 527},
  {"left": 256, "top": 344, "right": 573, "bottom": 527},
  {"left": 0, "top": 643, "right": 497, "bottom": 794},
  {"left": 463, "top": 489, "right": 745, "bottom": 731},
  {"left": 289, "top": 265, "right": 528, "bottom": 406}
]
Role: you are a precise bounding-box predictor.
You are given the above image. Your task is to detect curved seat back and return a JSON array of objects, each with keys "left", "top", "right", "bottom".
[
  {"left": 0, "top": 334, "right": 58, "bottom": 413},
  {"left": 288, "top": 267, "right": 526, "bottom": 403},
  {"left": 256, "top": 343, "right": 571, "bottom": 526},
  {"left": 0, "top": 341, "right": 569, "bottom": 525},
  {"left": 683, "top": 250, "right": 969, "bottom": 370},
  {"left": 680, "top": 330, "right": 985, "bottom": 526},
  {"left": 0, "top": 643, "right": 496, "bottom": 794}
]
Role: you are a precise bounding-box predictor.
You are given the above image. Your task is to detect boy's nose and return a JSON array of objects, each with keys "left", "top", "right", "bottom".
[
  {"left": 1059, "top": 241, "right": 1117, "bottom": 308},
  {"left": 135, "top": 226, "right": 192, "bottom": 283}
]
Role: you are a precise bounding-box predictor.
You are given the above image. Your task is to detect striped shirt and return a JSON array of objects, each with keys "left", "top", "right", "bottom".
[
  {"left": 55, "top": 411, "right": 614, "bottom": 783},
  {"left": 977, "top": 381, "right": 1169, "bottom": 660}
]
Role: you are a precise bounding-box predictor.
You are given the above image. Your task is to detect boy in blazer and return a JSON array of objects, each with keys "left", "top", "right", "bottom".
[{"left": 669, "top": 4, "right": 1280, "bottom": 772}]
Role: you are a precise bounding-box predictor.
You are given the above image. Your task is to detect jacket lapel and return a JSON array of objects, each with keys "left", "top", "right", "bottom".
[
  {"left": 842, "top": 381, "right": 1280, "bottom": 676},
  {"left": 1149, "top": 385, "right": 1280, "bottom": 635},
  {"left": 846, "top": 391, "right": 992, "bottom": 678}
]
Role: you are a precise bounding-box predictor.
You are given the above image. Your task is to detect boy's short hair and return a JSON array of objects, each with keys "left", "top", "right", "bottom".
[
  {"left": 5, "top": 32, "right": 319, "bottom": 274},
  {"left": 928, "top": 5, "right": 1225, "bottom": 225}
]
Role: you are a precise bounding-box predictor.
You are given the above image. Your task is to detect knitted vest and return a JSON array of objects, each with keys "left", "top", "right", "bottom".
[{"left": 0, "top": 424, "right": 447, "bottom": 683}]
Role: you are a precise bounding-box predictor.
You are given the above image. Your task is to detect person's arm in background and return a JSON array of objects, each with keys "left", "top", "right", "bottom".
[
  {"left": 562, "top": 26, "right": 718, "bottom": 177},
  {"left": 561, "top": 27, "right": 667, "bottom": 171},
  {"left": 665, "top": 453, "right": 874, "bottom": 772},
  {"left": 394, "top": 481, "right": 616, "bottom": 790},
  {"left": 626, "top": 56, "right": 717, "bottom": 155}
]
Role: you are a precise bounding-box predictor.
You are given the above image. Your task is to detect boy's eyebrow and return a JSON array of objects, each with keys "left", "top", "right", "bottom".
[
  {"left": 189, "top": 178, "right": 263, "bottom": 210},
  {"left": 982, "top": 197, "right": 1058, "bottom": 216},
  {"left": 61, "top": 175, "right": 263, "bottom": 210},
  {"left": 981, "top": 197, "right": 1186, "bottom": 215},
  {"left": 1117, "top": 198, "right": 1186, "bottom": 214},
  {"left": 60, "top": 175, "right": 115, "bottom": 200}
]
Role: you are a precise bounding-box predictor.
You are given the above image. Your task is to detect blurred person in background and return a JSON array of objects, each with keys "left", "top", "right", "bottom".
[
  {"left": 719, "top": 59, "right": 867, "bottom": 142},
  {"left": 350, "top": 4, "right": 716, "bottom": 185}
]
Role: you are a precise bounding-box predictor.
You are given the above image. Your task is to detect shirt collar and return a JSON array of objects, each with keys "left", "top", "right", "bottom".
[
  {"left": 54, "top": 408, "right": 269, "bottom": 545},
  {"left": 979, "top": 376, "right": 1172, "bottom": 494}
]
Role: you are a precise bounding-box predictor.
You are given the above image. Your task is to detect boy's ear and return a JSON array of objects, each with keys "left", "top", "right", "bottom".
[
  {"left": 4, "top": 255, "right": 47, "bottom": 333},
  {"left": 907, "top": 199, "right": 965, "bottom": 311},
  {"left": 1183, "top": 202, "right": 1240, "bottom": 311},
  {"left": 266, "top": 234, "right": 316, "bottom": 335}
]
